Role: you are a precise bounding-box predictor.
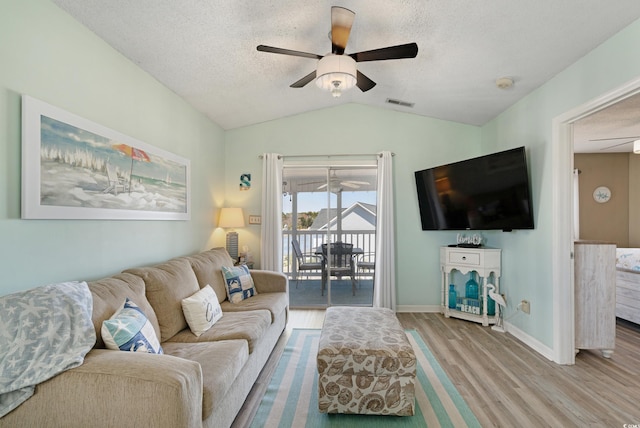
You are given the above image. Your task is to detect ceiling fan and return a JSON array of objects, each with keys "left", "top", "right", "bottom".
[
  {"left": 256, "top": 6, "right": 418, "bottom": 98},
  {"left": 302, "top": 171, "right": 370, "bottom": 191}
]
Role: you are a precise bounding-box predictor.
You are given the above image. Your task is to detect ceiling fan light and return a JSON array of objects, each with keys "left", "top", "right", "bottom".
[
  {"left": 316, "top": 54, "right": 357, "bottom": 97},
  {"left": 634, "top": 139, "right": 640, "bottom": 154}
]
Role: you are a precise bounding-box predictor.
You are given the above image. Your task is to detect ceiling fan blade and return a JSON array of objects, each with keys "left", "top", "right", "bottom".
[
  {"left": 350, "top": 42, "right": 418, "bottom": 62},
  {"left": 257, "top": 45, "right": 322, "bottom": 60},
  {"left": 600, "top": 140, "right": 635, "bottom": 151},
  {"left": 290, "top": 71, "right": 317, "bottom": 88},
  {"left": 299, "top": 180, "right": 326, "bottom": 186},
  {"left": 317, "top": 183, "right": 328, "bottom": 190},
  {"left": 346, "top": 180, "right": 370, "bottom": 185},
  {"left": 341, "top": 182, "right": 360, "bottom": 189},
  {"left": 589, "top": 135, "right": 640, "bottom": 141},
  {"left": 356, "top": 71, "right": 376, "bottom": 92},
  {"left": 331, "top": 6, "right": 355, "bottom": 55}
]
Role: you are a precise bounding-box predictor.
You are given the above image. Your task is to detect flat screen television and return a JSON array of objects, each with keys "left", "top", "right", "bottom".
[{"left": 414, "top": 146, "right": 534, "bottom": 231}]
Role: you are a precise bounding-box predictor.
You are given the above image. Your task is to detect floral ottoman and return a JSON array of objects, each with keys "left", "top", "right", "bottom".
[{"left": 316, "top": 306, "right": 416, "bottom": 416}]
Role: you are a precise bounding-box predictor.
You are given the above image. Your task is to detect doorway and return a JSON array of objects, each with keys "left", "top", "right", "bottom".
[
  {"left": 552, "top": 76, "right": 640, "bottom": 364},
  {"left": 282, "top": 165, "right": 378, "bottom": 308}
]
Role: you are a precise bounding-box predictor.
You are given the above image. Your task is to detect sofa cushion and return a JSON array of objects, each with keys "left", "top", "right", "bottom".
[
  {"left": 124, "top": 258, "right": 200, "bottom": 341},
  {"left": 167, "top": 310, "right": 271, "bottom": 354},
  {"left": 162, "top": 340, "right": 249, "bottom": 420},
  {"left": 220, "top": 292, "right": 288, "bottom": 323},
  {"left": 186, "top": 247, "right": 235, "bottom": 303},
  {"left": 221, "top": 265, "right": 257, "bottom": 303},
  {"left": 181, "top": 285, "right": 223, "bottom": 337},
  {"left": 102, "top": 298, "right": 164, "bottom": 354},
  {"left": 89, "top": 273, "right": 160, "bottom": 349}
]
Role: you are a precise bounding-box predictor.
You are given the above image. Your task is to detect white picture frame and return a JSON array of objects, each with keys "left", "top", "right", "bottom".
[{"left": 21, "top": 95, "right": 190, "bottom": 220}]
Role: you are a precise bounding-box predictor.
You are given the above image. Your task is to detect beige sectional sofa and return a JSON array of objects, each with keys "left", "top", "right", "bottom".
[{"left": 0, "top": 247, "right": 288, "bottom": 428}]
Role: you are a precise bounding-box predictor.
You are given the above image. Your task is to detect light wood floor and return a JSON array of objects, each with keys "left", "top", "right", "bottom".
[{"left": 233, "top": 310, "right": 640, "bottom": 427}]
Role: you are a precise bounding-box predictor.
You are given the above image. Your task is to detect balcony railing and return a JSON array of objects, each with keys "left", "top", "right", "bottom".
[{"left": 282, "top": 229, "right": 376, "bottom": 278}]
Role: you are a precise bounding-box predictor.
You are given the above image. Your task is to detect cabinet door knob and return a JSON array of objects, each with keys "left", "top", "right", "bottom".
[{"left": 462, "top": 256, "right": 466, "bottom": 260}]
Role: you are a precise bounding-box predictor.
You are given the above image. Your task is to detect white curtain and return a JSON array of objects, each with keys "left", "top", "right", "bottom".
[
  {"left": 261, "top": 153, "right": 283, "bottom": 271},
  {"left": 573, "top": 169, "right": 580, "bottom": 240},
  {"left": 373, "top": 151, "right": 396, "bottom": 310}
]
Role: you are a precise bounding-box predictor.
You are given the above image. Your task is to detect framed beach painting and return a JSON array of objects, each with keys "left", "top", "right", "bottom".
[{"left": 21, "top": 95, "right": 190, "bottom": 220}]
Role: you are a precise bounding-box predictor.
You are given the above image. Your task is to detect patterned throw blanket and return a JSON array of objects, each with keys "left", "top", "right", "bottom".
[{"left": 0, "top": 281, "right": 95, "bottom": 418}]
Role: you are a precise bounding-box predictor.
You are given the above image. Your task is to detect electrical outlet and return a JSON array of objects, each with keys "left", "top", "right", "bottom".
[{"left": 521, "top": 300, "right": 530, "bottom": 314}]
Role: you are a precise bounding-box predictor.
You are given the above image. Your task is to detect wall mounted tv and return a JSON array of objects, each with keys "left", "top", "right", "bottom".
[{"left": 414, "top": 146, "right": 534, "bottom": 231}]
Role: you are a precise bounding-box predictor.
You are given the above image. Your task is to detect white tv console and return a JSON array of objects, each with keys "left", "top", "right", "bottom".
[{"left": 440, "top": 246, "right": 501, "bottom": 326}]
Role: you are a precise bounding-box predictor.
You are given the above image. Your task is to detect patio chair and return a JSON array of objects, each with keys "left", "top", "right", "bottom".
[
  {"left": 357, "top": 252, "right": 376, "bottom": 287},
  {"left": 103, "top": 163, "right": 128, "bottom": 195},
  {"left": 291, "top": 239, "right": 323, "bottom": 288},
  {"left": 321, "top": 242, "right": 356, "bottom": 296}
]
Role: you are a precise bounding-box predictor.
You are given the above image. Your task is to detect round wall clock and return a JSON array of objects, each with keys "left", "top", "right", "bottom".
[{"left": 593, "top": 186, "right": 611, "bottom": 203}]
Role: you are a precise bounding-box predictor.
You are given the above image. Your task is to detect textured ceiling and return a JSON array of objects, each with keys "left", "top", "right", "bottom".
[
  {"left": 573, "top": 92, "right": 640, "bottom": 153},
  {"left": 51, "top": 0, "right": 640, "bottom": 132}
]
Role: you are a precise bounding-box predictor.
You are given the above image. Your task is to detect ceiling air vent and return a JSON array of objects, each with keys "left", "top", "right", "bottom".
[{"left": 386, "top": 98, "right": 414, "bottom": 108}]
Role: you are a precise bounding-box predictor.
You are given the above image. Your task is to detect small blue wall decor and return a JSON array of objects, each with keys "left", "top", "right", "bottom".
[{"left": 240, "top": 173, "right": 251, "bottom": 191}]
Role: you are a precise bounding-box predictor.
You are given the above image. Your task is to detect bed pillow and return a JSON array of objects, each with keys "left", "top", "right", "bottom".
[
  {"left": 102, "top": 298, "right": 163, "bottom": 354},
  {"left": 221, "top": 265, "right": 258, "bottom": 303},
  {"left": 181, "top": 285, "right": 223, "bottom": 336}
]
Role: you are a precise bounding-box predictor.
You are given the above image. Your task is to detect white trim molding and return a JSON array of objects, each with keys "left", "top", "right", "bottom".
[
  {"left": 505, "top": 321, "right": 555, "bottom": 361},
  {"left": 396, "top": 305, "right": 441, "bottom": 313},
  {"left": 551, "top": 75, "right": 640, "bottom": 364}
]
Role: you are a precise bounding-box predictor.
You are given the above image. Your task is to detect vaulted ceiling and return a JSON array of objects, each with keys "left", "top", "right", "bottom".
[{"left": 52, "top": 1, "right": 640, "bottom": 134}]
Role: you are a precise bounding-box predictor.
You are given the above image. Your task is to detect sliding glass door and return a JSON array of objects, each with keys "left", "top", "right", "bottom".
[{"left": 282, "top": 165, "right": 377, "bottom": 308}]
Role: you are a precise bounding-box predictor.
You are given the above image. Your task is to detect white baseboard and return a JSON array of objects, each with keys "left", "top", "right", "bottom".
[
  {"left": 395, "top": 308, "right": 556, "bottom": 362},
  {"left": 504, "top": 321, "right": 555, "bottom": 361},
  {"left": 396, "top": 305, "right": 440, "bottom": 313}
]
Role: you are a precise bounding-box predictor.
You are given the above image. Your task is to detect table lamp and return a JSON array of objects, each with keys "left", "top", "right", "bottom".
[{"left": 219, "top": 207, "right": 245, "bottom": 261}]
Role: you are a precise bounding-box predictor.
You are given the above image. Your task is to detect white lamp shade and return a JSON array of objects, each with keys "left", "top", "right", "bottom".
[
  {"left": 315, "top": 54, "right": 357, "bottom": 97},
  {"left": 634, "top": 139, "right": 640, "bottom": 154},
  {"left": 218, "top": 207, "right": 245, "bottom": 228}
]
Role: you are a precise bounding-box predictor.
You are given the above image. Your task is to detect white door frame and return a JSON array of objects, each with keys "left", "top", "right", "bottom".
[{"left": 552, "top": 76, "right": 640, "bottom": 364}]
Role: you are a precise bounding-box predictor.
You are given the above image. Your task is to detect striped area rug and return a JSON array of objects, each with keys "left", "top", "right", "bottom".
[{"left": 250, "top": 328, "right": 481, "bottom": 428}]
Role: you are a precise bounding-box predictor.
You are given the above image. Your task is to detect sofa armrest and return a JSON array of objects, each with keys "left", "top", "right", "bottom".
[
  {"left": 251, "top": 270, "right": 288, "bottom": 294},
  {"left": 0, "top": 350, "right": 203, "bottom": 428}
]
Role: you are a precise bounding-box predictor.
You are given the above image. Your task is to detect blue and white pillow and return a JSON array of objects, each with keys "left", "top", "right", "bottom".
[
  {"left": 102, "top": 298, "right": 163, "bottom": 354},
  {"left": 221, "top": 265, "right": 258, "bottom": 303}
]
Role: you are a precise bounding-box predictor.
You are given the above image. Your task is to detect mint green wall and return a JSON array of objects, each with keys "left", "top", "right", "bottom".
[
  {"left": 482, "top": 18, "right": 640, "bottom": 347},
  {"left": 225, "top": 104, "right": 481, "bottom": 308},
  {"left": 0, "top": 0, "right": 226, "bottom": 295},
  {"left": 4, "top": 0, "right": 639, "bottom": 353},
  {"left": 226, "top": 16, "right": 640, "bottom": 350}
]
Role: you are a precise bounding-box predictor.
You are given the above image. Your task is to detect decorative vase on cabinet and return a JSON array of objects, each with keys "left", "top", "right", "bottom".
[
  {"left": 448, "top": 284, "right": 457, "bottom": 309},
  {"left": 465, "top": 273, "right": 479, "bottom": 300},
  {"left": 440, "top": 246, "right": 502, "bottom": 326}
]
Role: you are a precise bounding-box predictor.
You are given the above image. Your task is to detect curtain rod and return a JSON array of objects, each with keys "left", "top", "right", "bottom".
[{"left": 259, "top": 153, "right": 395, "bottom": 159}]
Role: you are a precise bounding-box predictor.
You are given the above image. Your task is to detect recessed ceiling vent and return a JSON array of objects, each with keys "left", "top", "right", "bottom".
[{"left": 386, "top": 98, "right": 414, "bottom": 108}]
